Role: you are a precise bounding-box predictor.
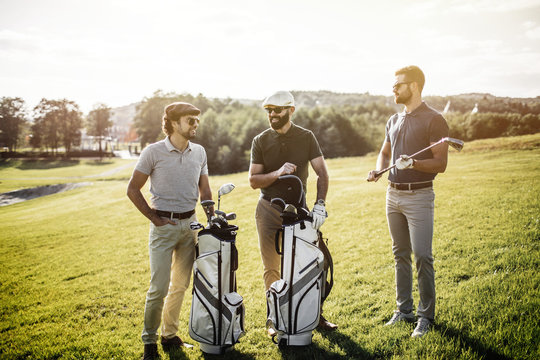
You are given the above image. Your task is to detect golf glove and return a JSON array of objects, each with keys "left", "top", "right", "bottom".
[
  {"left": 311, "top": 203, "right": 327, "bottom": 229},
  {"left": 396, "top": 155, "right": 414, "bottom": 170}
]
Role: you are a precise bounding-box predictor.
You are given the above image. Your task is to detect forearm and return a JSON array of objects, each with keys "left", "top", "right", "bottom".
[
  {"left": 249, "top": 171, "right": 279, "bottom": 189},
  {"left": 376, "top": 152, "right": 391, "bottom": 171},
  {"left": 127, "top": 187, "right": 159, "bottom": 223},
  {"left": 316, "top": 172, "right": 329, "bottom": 201},
  {"left": 413, "top": 158, "right": 447, "bottom": 173}
]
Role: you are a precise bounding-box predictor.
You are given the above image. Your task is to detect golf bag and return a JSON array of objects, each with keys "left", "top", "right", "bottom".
[
  {"left": 189, "top": 189, "right": 245, "bottom": 354},
  {"left": 266, "top": 175, "right": 334, "bottom": 346}
]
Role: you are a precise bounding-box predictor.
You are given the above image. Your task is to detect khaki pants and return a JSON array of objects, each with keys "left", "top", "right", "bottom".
[
  {"left": 386, "top": 187, "right": 435, "bottom": 320},
  {"left": 141, "top": 214, "right": 196, "bottom": 344},
  {"left": 255, "top": 198, "right": 283, "bottom": 290}
]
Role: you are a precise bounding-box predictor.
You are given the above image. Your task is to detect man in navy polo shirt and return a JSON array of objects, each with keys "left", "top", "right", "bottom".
[
  {"left": 367, "top": 66, "right": 449, "bottom": 338},
  {"left": 249, "top": 90, "right": 337, "bottom": 333},
  {"left": 127, "top": 102, "right": 213, "bottom": 359}
]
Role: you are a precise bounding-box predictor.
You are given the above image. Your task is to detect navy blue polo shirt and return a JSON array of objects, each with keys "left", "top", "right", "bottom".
[
  {"left": 250, "top": 122, "right": 322, "bottom": 200},
  {"left": 385, "top": 102, "right": 449, "bottom": 183}
]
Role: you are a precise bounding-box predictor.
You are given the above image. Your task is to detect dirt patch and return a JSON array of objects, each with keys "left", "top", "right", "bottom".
[{"left": 0, "top": 182, "right": 92, "bottom": 207}]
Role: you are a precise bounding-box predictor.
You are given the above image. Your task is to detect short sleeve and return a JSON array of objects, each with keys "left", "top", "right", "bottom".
[
  {"left": 429, "top": 114, "right": 449, "bottom": 143},
  {"left": 250, "top": 136, "right": 263, "bottom": 164},
  {"left": 135, "top": 146, "right": 153, "bottom": 175},
  {"left": 200, "top": 148, "right": 209, "bottom": 176},
  {"left": 308, "top": 131, "right": 323, "bottom": 160}
]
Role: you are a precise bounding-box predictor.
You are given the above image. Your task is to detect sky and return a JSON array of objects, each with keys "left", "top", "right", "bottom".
[{"left": 1, "top": 0, "right": 540, "bottom": 113}]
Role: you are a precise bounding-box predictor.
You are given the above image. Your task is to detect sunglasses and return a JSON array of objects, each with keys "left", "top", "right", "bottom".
[
  {"left": 187, "top": 117, "right": 200, "bottom": 126},
  {"left": 393, "top": 81, "right": 411, "bottom": 91},
  {"left": 265, "top": 106, "right": 290, "bottom": 114}
]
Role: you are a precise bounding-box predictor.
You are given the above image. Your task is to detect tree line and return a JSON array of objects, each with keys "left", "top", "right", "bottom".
[
  {"left": 1, "top": 92, "right": 538, "bottom": 174},
  {"left": 0, "top": 98, "right": 112, "bottom": 154}
]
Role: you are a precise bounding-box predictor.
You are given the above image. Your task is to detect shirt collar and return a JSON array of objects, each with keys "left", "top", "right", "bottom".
[
  {"left": 400, "top": 101, "right": 427, "bottom": 117},
  {"left": 165, "top": 136, "right": 191, "bottom": 153}
]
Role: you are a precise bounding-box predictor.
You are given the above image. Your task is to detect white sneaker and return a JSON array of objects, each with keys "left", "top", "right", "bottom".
[
  {"left": 411, "top": 317, "right": 431, "bottom": 337},
  {"left": 385, "top": 310, "right": 415, "bottom": 326}
]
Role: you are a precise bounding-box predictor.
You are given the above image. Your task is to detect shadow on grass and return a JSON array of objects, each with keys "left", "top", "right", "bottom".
[
  {"left": 13, "top": 159, "right": 80, "bottom": 170},
  {"left": 199, "top": 347, "right": 256, "bottom": 360},
  {"left": 437, "top": 322, "right": 512, "bottom": 360},
  {"left": 316, "top": 330, "right": 374, "bottom": 360},
  {"left": 87, "top": 160, "right": 114, "bottom": 166},
  {"left": 274, "top": 331, "right": 373, "bottom": 360}
]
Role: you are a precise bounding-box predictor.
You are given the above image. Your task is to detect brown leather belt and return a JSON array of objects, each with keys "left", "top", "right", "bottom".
[
  {"left": 389, "top": 181, "right": 432, "bottom": 191},
  {"left": 155, "top": 209, "right": 195, "bottom": 219}
]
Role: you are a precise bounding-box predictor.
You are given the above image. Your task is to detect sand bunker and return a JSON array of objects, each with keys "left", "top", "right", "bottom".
[{"left": 0, "top": 182, "right": 92, "bottom": 207}]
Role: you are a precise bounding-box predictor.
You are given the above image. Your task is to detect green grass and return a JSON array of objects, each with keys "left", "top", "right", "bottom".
[
  {"left": 1, "top": 134, "right": 539, "bottom": 359},
  {"left": 0, "top": 158, "right": 136, "bottom": 193}
]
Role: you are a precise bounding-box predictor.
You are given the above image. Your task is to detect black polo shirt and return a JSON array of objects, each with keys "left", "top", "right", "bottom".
[
  {"left": 385, "top": 102, "right": 449, "bottom": 183},
  {"left": 250, "top": 122, "right": 323, "bottom": 200}
]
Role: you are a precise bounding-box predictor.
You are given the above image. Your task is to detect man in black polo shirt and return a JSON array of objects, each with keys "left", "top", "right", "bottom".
[
  {"left": 367, "top": 66, "right": 449, "bottom": 338},
  {"left": 249, "top": 90, "right": 337, "bottom": 332}
]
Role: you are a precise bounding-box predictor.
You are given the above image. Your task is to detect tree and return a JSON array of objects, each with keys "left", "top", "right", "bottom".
[
  {"left": 0, "top": 97, "right": 27, "bottom": 152},
  {"left": 87, "top": 104, "right": 113, "bottom": 154},
  {"left": 133, "top": 90, "right": 178, "bottom": 148},
  {"left": 31, "top": 99, "right": 82, "bottom": 154},
  {"left": 60, "top": 100, "right": 83, "bottom": 153}
]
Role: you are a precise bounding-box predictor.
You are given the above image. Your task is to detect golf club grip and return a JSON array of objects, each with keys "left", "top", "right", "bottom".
[{"left": 374, "top": 164, "right": 395, "bottom": 178}]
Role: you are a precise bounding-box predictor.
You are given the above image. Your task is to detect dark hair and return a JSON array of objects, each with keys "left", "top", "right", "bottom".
[
  {"left": 395, "top": 65, "right": 425, "bottom": 93},
  {"left": 162, "top": 102, "right": 201, "bottom": 136}
]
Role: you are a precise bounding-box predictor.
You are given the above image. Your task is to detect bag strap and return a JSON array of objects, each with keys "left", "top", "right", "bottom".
[
  {"left": 318, "top": 231, "right": 334, "bottom": 300},
  {"left": 274, "top": 228, "right": 283, "bottom": 255}
]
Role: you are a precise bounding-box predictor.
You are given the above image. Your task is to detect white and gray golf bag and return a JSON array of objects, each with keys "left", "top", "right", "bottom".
[
  {"left": 266, "top": 175, "right": 334, "bottom": 346},
  {"left": 189, "top": 184, "right": 245, "bottom": 354}
]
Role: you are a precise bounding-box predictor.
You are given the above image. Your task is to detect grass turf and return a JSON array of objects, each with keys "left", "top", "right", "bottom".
[{"left": 0, "top": 134, "right": 539, "bottom": 359}]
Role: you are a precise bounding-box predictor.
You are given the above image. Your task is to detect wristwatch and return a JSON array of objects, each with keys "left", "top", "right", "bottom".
[{"left": 315, "top": 199, "right": 326, "bottom": 206}]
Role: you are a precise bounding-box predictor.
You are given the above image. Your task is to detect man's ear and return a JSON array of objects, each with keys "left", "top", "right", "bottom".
[{"left": 290, "top": 106, "right": 296, "bottom": 115}]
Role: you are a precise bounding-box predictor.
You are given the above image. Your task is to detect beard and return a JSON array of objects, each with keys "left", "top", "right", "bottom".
[
  {"left": 179, "top": 128, "right": 196, "bottom": 140},
  {"left": 394, "top": 87, "right": 412, "bottom": 105},
  {"left": 270, "top": 111, "right": 290, "bottom": 130}
]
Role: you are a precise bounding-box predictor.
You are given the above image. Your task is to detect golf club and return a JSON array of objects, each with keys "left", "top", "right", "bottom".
[
  {"left": 370, "top": 137, "right": 464, "bottom": 179},
  {"left": 217, "top": 183, "right": 235, "bottom": 210}
]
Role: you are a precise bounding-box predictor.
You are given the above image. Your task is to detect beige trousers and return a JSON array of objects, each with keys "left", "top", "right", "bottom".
[
  {"left": 141, "top": 214, "right": 196, "bottom": 344},
  {"left": 255, "top": 198, "right": 283, "bottom": 290}
]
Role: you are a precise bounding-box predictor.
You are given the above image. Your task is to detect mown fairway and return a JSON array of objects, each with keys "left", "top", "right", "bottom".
[{"left": 1, "top": 134, "right": 539, "bottom": 359}]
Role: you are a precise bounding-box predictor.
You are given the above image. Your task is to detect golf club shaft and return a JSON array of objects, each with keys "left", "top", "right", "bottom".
[{"left": 373, "top": 139, "right": 445, "bottom": 178}]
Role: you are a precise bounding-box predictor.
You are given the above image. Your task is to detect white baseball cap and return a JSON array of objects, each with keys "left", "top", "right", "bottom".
[{"left": 262, "top": 91, "right": 295, "bottom": 108}]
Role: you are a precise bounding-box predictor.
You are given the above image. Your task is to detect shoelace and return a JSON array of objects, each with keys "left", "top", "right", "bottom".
[{"left": 417, "top": 319, "right": 430, "bottom": 331}]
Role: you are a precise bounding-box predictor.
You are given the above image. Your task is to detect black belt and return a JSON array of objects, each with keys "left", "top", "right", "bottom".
[
  {"left": 155, "top": 209, "right": 195, "bottom": 219},
  {"left": 389, "top": 181, "right": 432, "bottom": 191}
]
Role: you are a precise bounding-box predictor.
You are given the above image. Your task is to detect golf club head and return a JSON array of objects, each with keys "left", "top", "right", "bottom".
[
  {"left": 444, "top": 137, "right": 464, "bottom": 151},
  {"left": 218, "top": 183, "right": 235, "bottom": 197},
  {"left": 190, "top": 221, "right": 204, "bottom": 230},
  {"left": 215, "top": 210, "right": 226, "bottom": 217}
]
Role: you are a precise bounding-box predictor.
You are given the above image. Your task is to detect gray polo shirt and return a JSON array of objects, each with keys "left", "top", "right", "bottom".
[
  {"left": 385, "top": 102, "right": 449, "bottom": 183},
  {"left": 135, "top": 137, "right": 208, "bottom": 212}
]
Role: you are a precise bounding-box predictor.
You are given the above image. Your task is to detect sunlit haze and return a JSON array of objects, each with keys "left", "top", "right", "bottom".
[{"left": 1, "top": 0, "right": 540, "bottom": 113}]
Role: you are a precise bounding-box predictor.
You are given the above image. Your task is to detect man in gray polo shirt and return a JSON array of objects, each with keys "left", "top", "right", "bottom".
[
  {"left": 127, "top": 102, "right": 213, "bottom": 360},
  {"left": 368, "top": 66, "right": 449, "bottom": 338}
]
